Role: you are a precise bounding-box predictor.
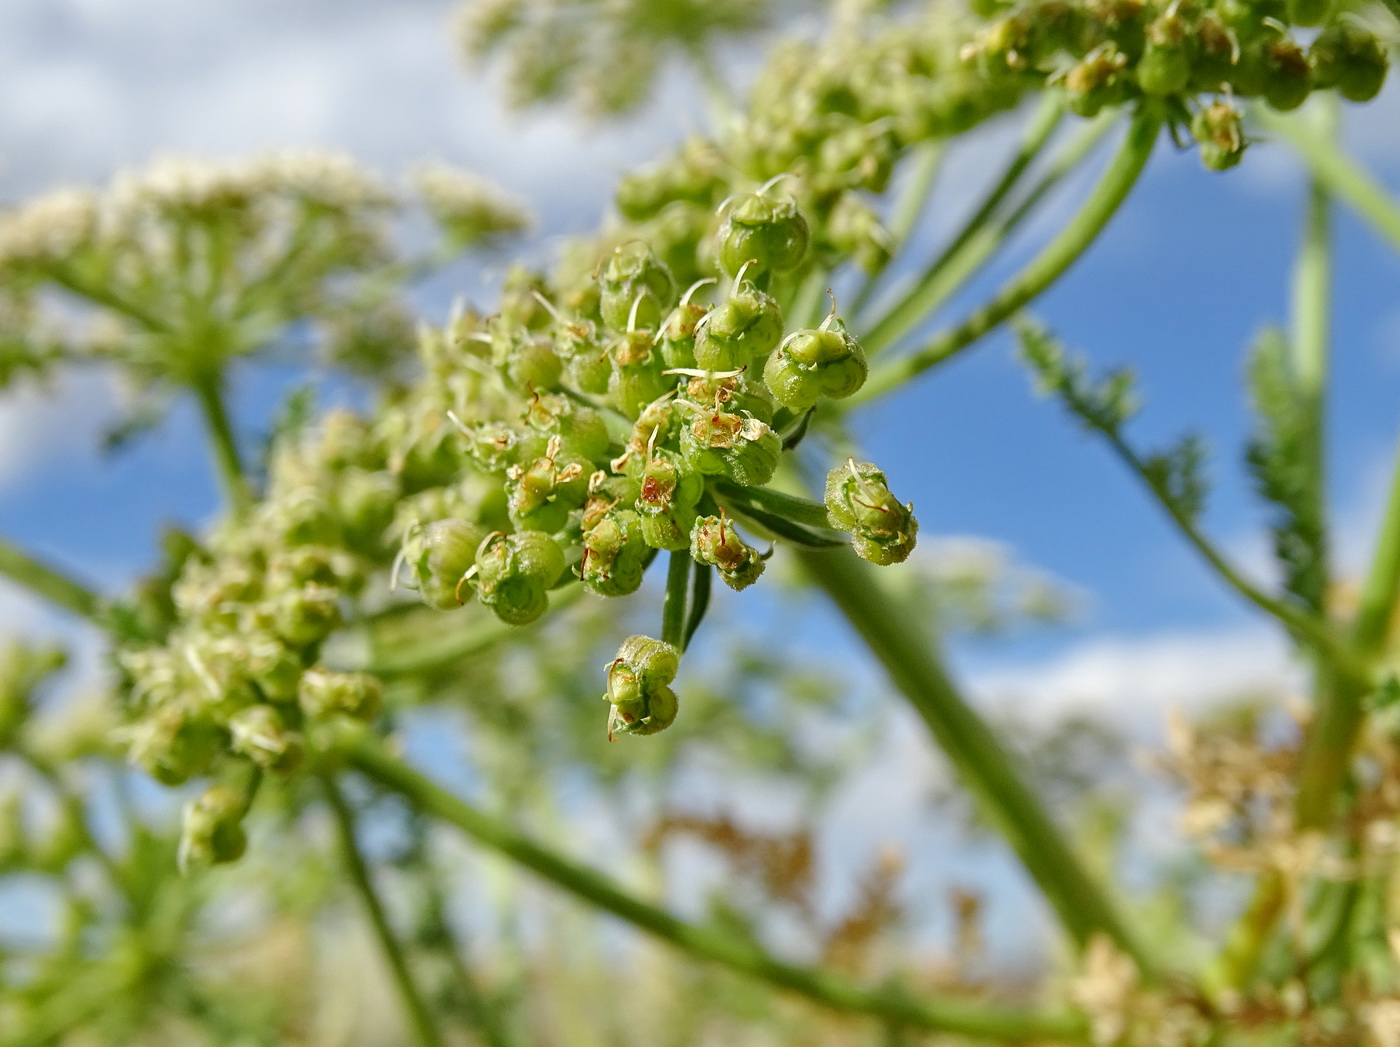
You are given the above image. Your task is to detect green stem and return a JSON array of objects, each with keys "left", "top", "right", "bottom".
[
  {"left": 190, "top": 371, "right": 252, "bottom": 517},
  {"left": 343, "top": 731, "right": 1089, "bottom": 1043},
  {"left": 1255, "top": 106, "right": 1400, "bottom": 256},
  {"left": 662, "top": 550, "right": 690, "bottom": 648},
  {"left": 858, "top": 95, "right": 1066, "bottom": 351},
  {"left": 683, "top": 562, "right": 711, "bottom": 649},
  {"left": 321, "top": 775, "right": 447, "bottom": 1047},
  {"left": 793, "top": 545, "right": 1153, "bottom": 973},
  {"left": 0, "top": 535, "right": 103, "bottom": 623},
  {"left": 853, "top": 109, "right": 1160, "bottom": 405},
  {"left": 1352, "top": 426, "right": 1400, "bottom": 660}
]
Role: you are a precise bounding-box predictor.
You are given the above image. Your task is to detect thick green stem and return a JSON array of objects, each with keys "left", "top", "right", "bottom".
[
  {"left": 1352, "top": 427, "right": 1400, "bottom": 661},
  {"left": 190, "top": 371, "right": 252, "bottom": 517},
  {"left": 342, "top": 730, "right": 1089, "bottom": 1042},
  {"left": 321, "top": 775, "right": 447, "bottom": 1047},
  {"left": 661, "top": 551, "right": 690, "bottom": 648},
  {"left": 858, "top": 95, "right": 1066, "bottom": 351},
  {"left": 0, "top": 536, "right": 103, "bottom": 623},
  {"left": 793, "top": 545, "right": 1153, "bottom": 973},
  {"left": 1255, "top": 106, "right": 1400, "bottom": 256},
  {"left": 853, "top": 110, "right": 1160, "bottom": 404}
]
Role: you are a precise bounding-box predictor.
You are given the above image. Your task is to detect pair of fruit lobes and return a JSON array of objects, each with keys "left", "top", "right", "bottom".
[
  {"left": 826, "top": 461, "right": 919, "bottom": 566},
  {"left": 406, "top": 519, "right": 564, "bottom": 626},
  {"left": 604, "top": 635, "right": 680, "bottom": 737}
]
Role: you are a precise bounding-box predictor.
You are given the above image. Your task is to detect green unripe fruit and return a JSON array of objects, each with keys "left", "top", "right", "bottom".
[
  {"left": 824, "top": 460, "right": 919, "bottom": 566},
  {"left": 1310, "top": 23, "right": 1388, "bottom": 103},
  {"left": 556, "top": 320, "right": 613, "bottom": 395},
  {"left": 657, "top": 296, "right": 711, "bottom": 370},
  {"left": 1136, "top": 42, "right": 1190, "bottom": 96},
  {"left": 608, "top": 331, "right": 672, "bottom": 418},
  {"left": 1261, "top": 38, "right": 1312, "bottom": 112},
  {"left": 127, "top": 706, "right": 222, "bottom": 786},
  {"left": 498, "top": 333, "right": 564, "bottom": 392},
  {"left": 679, "top": 371, "right": 777, "bottom": 425},
  {"left": 1062, "top": 45, "right": 1130, "bottom": 117},
  {"left": 1191, "top": 101, "right": 1247, "bottom": 172},
  {"left": 1188, "top": 14, "right": 1238, "bottom": 93},
  {"left": 763, "top": 317, "right": 868, "bottom": 411},
  {"left": 229, "top": 704, "right": 305, "bottom": 774},
  {"left": 298, "top": 668, "right": 383, "bottom": 721},
  {"left": 826, "top": 193, "right": 892, "bottom": 275},
  {"left": 693, "top": 283, "right": 783, "bottom": 371},
  {"left": 599, "top": 242, "right": 675, "bottom": 331},
  {"left": 273, "top": 583, "right": 342, "bottom": 647},
  {"left": 473, "top": 531, "right": 566, "bottom": 625},
  {"left": 635, "top": 451, "right": 703, "bottom": 551},
  {"left": 521, "top": 393, "right": 610, "bottom": 463},
  {"left": 406, "top": 519, "right": 487, "bottom": 609},
  {"left": 337, "top": 469, "right": 400, "bottom": 554},
  {"left": 582, "top": 508, "right": 648, "bottom": 596},
  {"left": 715, "top": 191, "right": 809, "bottom": 276},
  {"left": 179, "top": 785, "right": 248, "bottom": 870},
  {"left": 604, "top": 635, "right": 681, "bottom": 737},
  {"left": 1287, "top": 0, "right": 1330, "bottom": 28},
  {"left": 690, "top": 514, "right": 765, "bottom": 591},
  {"left": 679, "top": 406, "right": 781, "bottom": 488},
  {"left": 506, "top": 437, "right": 590, "bottom": 533}
]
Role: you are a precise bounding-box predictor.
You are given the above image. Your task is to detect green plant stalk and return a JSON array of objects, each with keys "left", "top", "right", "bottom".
[
  {"left": 1352, "top": 427, "right": 1400, "bottom": 661},
  {"left": 0, "top": 535, "right": 103, "bottom": 623},
  {"left": 1255, "top": 107, "right": 1400, "bottom": 256},
  {"left": 860, "top": 108, "right": 1118, "bottom": 359},
  {"left": 858, "top": 94, "right": 1066, "bottom": 352},
  {"left": 662, "top": 550, "right": 691, "bottom": 648},
  {"left": 190, "top": 369, "right": 252, "bottom": 517},
  {"left": 321, "top": 775, "right": 447, "bottom": 1047},
  {"left": 853, "top": 109, "right": 1160, "bottom": 404},
  {"left": 342, "top": 730, "right": 1090, "bottom": 1043},
  {"left": 792, "top": 545, "right": 1152, "bottom": 973}
]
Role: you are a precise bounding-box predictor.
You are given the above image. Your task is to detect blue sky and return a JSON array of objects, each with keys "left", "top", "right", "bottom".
[{"left": 1, "top": 0, "right": 1398, "bottom": 968}]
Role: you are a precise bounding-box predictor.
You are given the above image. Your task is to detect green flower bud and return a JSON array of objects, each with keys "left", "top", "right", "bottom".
[
  {"left": 298, "top": 668, "right": 383, "bottom": 721},
  {"left": 229, "top": 704, "right": 305, "bottom": 773},
  {"left": 679, "top": 405, "right": 781, "bottom": 488},
  {"left": 273, "top": 583, "right": 343, "bottom": 648},
  {"left": 1310, "top": 23, "right": 1388, "bottom": 103},
  {"left": 403, "top": 518, "right": 489, "bottom": 609},
  {"left": 599, "top": 242, "right": 675, "bottom": 332},
  {"left": 608, "top": 331, "right": 672, "bottom": 418},
  {"left": 179, "top": 785, "right": 248, "bottom": 870},
  {"left": 763, "top": 313, "right": 868, "bottom": 411},
  {"left": 691, "top": 513, "right": 765, "bottom": 591},
  {"left": 557, "top": 319, "right": 613, "bottom": 394},
  {"left": 693, "top": 280, "right": 783, "bottom": 371},
  {"left": 824, "top": 460, "right": 919, "bottom": 566},
  {"left": 582, "top": 507, "right": 649, "bottom": 596},
  {"left": 604, "top": 635, "right": 680, "bottom": 737},
  {"left": 716, "top": 190, "right": 809, "bottom": 277},
  {"left": 127, "top": 705, "right": 222, "bottom": 786},
  {"left": 472, "top": 530, "right": 566, "bottom": 625},
  {"left": 1191, "top": 101, "right": 1247, "bottom": 172}
]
